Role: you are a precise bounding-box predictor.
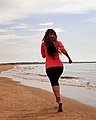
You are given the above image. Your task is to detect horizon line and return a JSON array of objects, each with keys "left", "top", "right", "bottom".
[{"left": 0, "top": 61, "right": 96, "bottom": 65}]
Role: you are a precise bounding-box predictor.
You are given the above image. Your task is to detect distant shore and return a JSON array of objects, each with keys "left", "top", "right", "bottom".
[
  {"left": 0, "top": 64, "right": 96, "bottom": 120},
  {"left": 0, "top": 61, "right": 96, "bottom": 65}
]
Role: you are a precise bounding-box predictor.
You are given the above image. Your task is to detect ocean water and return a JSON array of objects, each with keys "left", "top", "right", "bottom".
[{"left": 0, "top": 63, "right": 96, "bottom": 107}]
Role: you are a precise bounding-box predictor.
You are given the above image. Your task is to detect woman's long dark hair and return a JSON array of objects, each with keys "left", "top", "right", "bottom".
[{"left": 42, "top": 29, "right": 59, "bottom": 56}]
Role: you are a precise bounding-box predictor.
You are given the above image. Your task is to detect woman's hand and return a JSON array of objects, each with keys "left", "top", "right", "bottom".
[{"left": 69, "top": 58, "right": 72, "bottom": 64}]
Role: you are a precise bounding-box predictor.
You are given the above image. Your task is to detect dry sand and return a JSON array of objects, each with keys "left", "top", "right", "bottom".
[
  {"left": 0, "top": 64, "right": 13, "bottom": 72},
  {"left": 0, "top": 65, "right": 96, "bottom": 120}
]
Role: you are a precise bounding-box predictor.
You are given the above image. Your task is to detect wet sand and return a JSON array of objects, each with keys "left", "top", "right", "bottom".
[{"left": 0, "top": 65, "right": 96, "bottom": 120}]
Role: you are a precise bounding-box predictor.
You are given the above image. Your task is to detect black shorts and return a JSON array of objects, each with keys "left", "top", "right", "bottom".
[{"left": 46, "top": 66, "right": 63, "bottom": 87}]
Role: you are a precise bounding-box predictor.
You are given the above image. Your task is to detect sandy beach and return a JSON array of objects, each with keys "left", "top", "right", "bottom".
[{"left": 0, "top": 65, "right": 96, "bottom": 120}]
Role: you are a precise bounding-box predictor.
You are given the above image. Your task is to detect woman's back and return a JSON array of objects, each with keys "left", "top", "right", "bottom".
[{"left": 41, "top": 40, "right": 65, "bottom": 68}]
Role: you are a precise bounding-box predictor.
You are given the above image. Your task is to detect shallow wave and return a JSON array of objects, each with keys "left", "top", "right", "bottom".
[
  {"left": 0, "top": 65, "right": 96, "bottom": 90},
  {"left": 36, "top": 74, "right": 96, "bottom": 90},
  {"left": 61, "top": 76, "right": 80, "bottom": 79},
  {"left": 60, "top": 78, "right": 96, "bottom": 90},
  {"left": 37, "top": 74, "right": 47, "bottom": 77}
]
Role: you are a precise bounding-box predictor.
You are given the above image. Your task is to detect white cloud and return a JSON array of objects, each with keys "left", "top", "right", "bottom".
[
  {"left": 7, "top": 23, "right": 31, "bottom": 30},
  {"left": 35, "top": 27, "right": 66, "bottom": 34},
  {"left": 0, "top": 34, "right": 23, "bottom": 42},
  {"left": 0, "top": 25, "right": 65, "bottom": 45},
  {"left": 0, "top": 0, "right": 96, "bottom": 24},
  {"left": 40, "top": 22, "right": 54, "bottom": 26},
  {"left": 87, "top": 17, "right": 96, "bottom": 22},
  {"left": 86, "top": 17, "right": 96, "bottom": 27},
  {"left": 0, "top": 32, "right": 32, "bottom": 42},
  {"left": 0, "top": 29, "right": 8, "bottom": 33}
]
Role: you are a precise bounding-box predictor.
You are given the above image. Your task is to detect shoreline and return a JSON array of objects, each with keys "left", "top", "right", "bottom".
[
  {"left": 0, "top": 65, "right": 96, "bottom": 119},
  {"left": 0, "top": 64, "right": 96, "bottom": 107}
]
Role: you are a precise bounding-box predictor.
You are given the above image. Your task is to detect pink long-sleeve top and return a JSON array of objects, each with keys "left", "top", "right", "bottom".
[{"left": 41, "top": 40, "right": 67, "bottom": 69}]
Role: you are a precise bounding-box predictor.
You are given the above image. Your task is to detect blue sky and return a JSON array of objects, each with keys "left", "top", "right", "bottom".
[{"left": 0, "top": 0, "right": 96, "bottom": 63}]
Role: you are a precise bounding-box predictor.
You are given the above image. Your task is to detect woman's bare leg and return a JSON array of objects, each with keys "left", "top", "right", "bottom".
[
  {"left": 52, "top": 85, "right": 61, "bottom": 104},
  {"left": 52, "top": 85, "right": 63, "bottom": 112}
]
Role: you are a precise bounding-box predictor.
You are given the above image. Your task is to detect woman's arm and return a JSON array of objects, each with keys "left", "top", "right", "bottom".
[
  {"left": 64, "top": 52, "right": 72, "bottom": 64},
  {"left": 41, "top": 42, "right": 46, "bottom": 58},
  {"left": 58, "top": 41, "right": 72, "bottom": 63}
]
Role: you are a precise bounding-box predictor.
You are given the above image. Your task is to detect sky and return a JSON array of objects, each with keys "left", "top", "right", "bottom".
[{"left": 0, "top": 0, "right": 96, "bottom": 63}]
